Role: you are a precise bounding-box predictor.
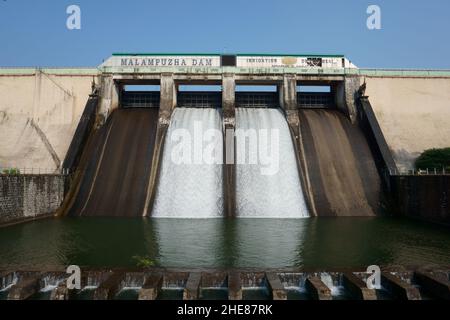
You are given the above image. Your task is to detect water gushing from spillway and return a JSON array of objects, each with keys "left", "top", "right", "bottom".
[
  {"left": 152, "top": 108, "right": 223, "bottom": 218},
  {"left": 235, "top": 108, "right": 309, "bottom": 218},
  {"left": 320, "top": 272, "right": 344, "bottom": 297}
]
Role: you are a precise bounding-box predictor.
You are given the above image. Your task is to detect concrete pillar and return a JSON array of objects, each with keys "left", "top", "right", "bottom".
[
  {"left": 50, "top": 283, "right": 70, "bottom": 300},
  {"left": 279, "top": 74, "right": 297, "bottom": 112},
  {"left": 228, "top": 272, "right": 242, "bottom": 300},
  {"left": 335, "top": 76, "right": 361, "bottom": 123},
  {"left": 342, "top": 272, "right": 377, "bottom": 300},
  {"left": 143, "top": 73, "right": 177, "bottom": 216},
  {"left": 265, "top": 273, "right": 287, "bottom": 300},
  {"left": 279, "top": 74, "right": 317, "bottom": 217},
  {"left": 183, "top": 272, "right": 202, "bottom": 300},
  {"left": 93, "top": 272, "right": 125, "bottom": 300},
  {"left": 305, "top": 277, "right": 332, "bottom": 300},
  {"left": 7, "top": 274, "right": 42, "bottom": 300},
  {"left": 414, "top": 271, "right": 450, "bottom": 300},
  {"left": 98, "top": 75, "right": 119, "bottom": 124},
  {"left": 222, "top": 73, "right": 236, "bottom": 218},
  {"left": 159, "top": 73, "right": 177, "bottom": 121},
  {"left": 381, "top": 272, "right": 421, "bottom": 300},
  {"left": 0, "top": 271, "right": 15, "bottom": 290},
  {"left": 139, "top": 273, "right": 163, "bottom": 300}
]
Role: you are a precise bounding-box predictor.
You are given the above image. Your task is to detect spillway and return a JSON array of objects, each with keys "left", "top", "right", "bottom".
[
  {"left": 299, "top": 109, "right": 381, "bottom": 216},
  {"left": 151, "top": 108, "right": 223, "bottom": 218},
  {"left": 68, "top": 108, "right": 159, "bottom": 217},
  {"left": 235, "top": 108, "right": 309, "bottom": 218}
]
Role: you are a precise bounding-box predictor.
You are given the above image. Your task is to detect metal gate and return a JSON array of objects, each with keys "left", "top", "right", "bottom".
[
  {"left": 121, "top": 91, "right": 160, "bottom": 108},
  {"left": 298, "top": 92, "right": 334, "bottom": 109},
  {"left": 177, "top": 92, "right": 222, "bottom": 108},
  {"left": 236, "top": 92, "right": 278, "bottom": 108}
]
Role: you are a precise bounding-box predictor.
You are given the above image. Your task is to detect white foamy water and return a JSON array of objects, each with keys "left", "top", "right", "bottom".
[
  {"left": 235, "top": 108, "right": 309, "bottom": 218},
  {"left": 152, "top": 108, "right": 223, "bottom": 218},
  {"left": 320, "top": 273, "right": 343, "bottom": 297}
]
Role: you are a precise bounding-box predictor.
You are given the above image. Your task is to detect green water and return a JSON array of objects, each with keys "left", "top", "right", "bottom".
[{"left": 0, "top": 217, "right": 449, "bottom": 269}]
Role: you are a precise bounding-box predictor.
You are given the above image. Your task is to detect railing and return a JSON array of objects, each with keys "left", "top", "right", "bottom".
[
  {"left": 0, "top": 167, "right": 71, "bottom": 175},
  {"left": 388, "top": 168, "right": 450, "bottom": 176}
]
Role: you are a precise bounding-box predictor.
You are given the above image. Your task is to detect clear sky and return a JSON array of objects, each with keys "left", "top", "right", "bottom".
[{"left": 1, "top": 0, "right": 450, "bottom": 69}]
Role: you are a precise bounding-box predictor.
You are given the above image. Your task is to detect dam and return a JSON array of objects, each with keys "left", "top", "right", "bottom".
[
  {"left": 1, "top": 53, "right": 450, "bottom": 300},
  {"left": 47, "top": 54, "right": 383, "bottom": 219}
]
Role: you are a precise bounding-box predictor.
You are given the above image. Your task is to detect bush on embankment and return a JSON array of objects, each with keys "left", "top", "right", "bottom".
[
  {"left": 1, "top": 168, "right": 21, "bottom": 175},
  {"left": 415, "top": 148, "right": 450, "bottom": 170}
]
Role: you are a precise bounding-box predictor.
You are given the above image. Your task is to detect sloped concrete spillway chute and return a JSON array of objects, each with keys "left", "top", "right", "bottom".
[
  {"left": 68, "top": 108, "right": 159, "bottom": 217},
  {"left": 299, "top": 109, "right": 381, "bottom": 216}
]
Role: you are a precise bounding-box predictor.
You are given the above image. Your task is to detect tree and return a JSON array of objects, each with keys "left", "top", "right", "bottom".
[{"left": 415, "top": 148, "right": 450, "bottom": 170}]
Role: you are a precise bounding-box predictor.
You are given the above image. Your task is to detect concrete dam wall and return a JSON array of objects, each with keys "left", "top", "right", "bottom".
[
  {"left": 365, "top": 77, "right": 450, "bottom": 171},
  {"left": 1, "top": 63, "right": 449, "bottom": 221},
  {"left": 299, "top": 109, "right": 381, "bottom": 216},
  {"left": 0, "top": 70, "right": 98, "bottom": 171},
  {"left": 67, "top": 108, "right": 158, "bottom": 217}
]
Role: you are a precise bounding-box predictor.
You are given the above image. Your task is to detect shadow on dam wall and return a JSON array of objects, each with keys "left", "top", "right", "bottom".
[
  {"left": 299, "top": 109, "right": 381, "bottom": 216},
  {"left": 67, "top": 108, "right": 158, "bottom": 217}
]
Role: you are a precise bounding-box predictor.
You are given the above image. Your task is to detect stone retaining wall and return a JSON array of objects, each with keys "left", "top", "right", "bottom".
[{"left": 0, "top": 175, "right": 67, "bottom": 226}]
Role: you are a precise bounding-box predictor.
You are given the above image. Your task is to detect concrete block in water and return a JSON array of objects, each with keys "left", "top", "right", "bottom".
[
  {"left": 50, "top": 283, "right": 70, "bottom": 300},
  {"left": 138, "top": 273, "right": 163, "bottom": 300},
  {"left": 228, "top": 272, "right": 242, "bottom": 300},
  {"left": 414, "top": 271, "right": 450, "bottom": 300},
  {"left": 343, "top": 272, "right": 377, "bottom": 300},
  {"left": 7, "top": 274, "right": 41, "bottom": 300},
  {"left": 93, "top": 272, "right": 125, "bottom": 300},
  {"left": 305, "top": 277, "right": 332, "bottom": 300},
  {"left": 265, "top": 273, "right": 287, "bottom": 300},
  {"left": 183, "top": 272, "right": 201, "bottom": 300},
  {"left": 381, "top": 272, "right": 421, "bottom": 300}
]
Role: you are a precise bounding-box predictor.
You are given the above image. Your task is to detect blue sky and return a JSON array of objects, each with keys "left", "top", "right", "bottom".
[{"left": 1, "top": 0, "right": 450, "bottom": 68}]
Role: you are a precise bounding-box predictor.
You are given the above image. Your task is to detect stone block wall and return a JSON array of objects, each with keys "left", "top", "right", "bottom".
[{"left": 0, "top": 175, "right": 66, "bottom": 226}]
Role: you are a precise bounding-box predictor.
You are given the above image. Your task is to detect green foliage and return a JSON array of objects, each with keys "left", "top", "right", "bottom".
[
  {"left": 2, "top": 168, "right": 21, "bottom": 175},
  {"left": 415, "top": 148, "right": 450, "bottom": 170},
  {"left": 132, "top": 255, "right": 155, "bottom": 269}
]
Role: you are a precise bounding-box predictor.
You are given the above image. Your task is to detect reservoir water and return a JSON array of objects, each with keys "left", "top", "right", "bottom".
[{"left": 0, "top": 217, "right": 449, "bottom": 270}]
